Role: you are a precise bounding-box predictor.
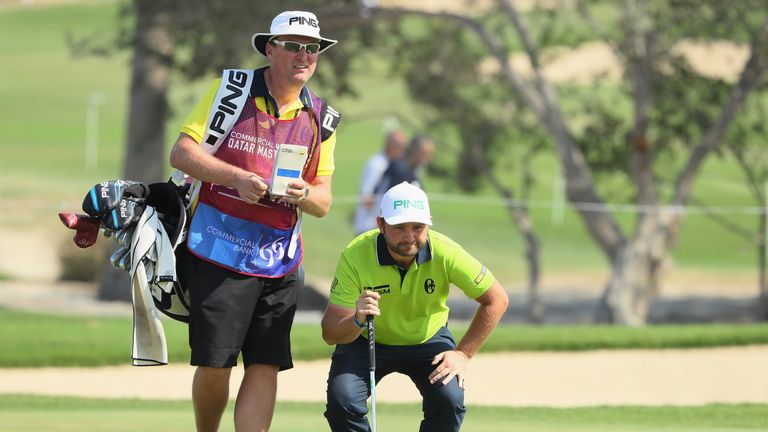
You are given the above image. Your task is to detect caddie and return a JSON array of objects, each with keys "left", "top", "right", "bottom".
[
  {"left": 169, "top": 10, "right": 340, "bottom": 432},
  {"left": 321, "top": 182, "right": 509, "bottom": 432}
]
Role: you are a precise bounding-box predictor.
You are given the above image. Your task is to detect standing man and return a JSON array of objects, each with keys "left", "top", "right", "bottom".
[
  {"left": 374, "top": 134, "right": 435, "bottom": 195},
  {"left": 353, "top": 129, "right": 407, "bottom": 235},
  {"left": 169, "top": 10, "right": 341, "bottom": 432},
  {"left": 321, "top": 182, "right": 509, "bottom": 432}
]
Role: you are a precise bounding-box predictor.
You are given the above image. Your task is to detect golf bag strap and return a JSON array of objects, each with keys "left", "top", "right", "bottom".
[
  {"left": 318, "top": 100, "right": 341, "bottom": 143},
  {"left": 202, "top": 69, "right": 255, "bottom": 151},
  {"left": 170, "top": 69, "right": 255, "bottom": 189}
]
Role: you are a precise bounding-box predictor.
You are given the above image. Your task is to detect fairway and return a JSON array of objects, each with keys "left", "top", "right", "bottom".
[{"left": 0, "top": 395, "right": 765, "bottom": 432}]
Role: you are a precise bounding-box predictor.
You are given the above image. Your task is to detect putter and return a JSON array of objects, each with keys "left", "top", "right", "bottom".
[{"left": 367, "top": 315, "right": 377, "bottom": 432}]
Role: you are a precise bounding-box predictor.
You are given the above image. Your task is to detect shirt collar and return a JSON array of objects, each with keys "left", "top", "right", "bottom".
[
  {"left": 375, "top": 233, "right": 433, "bottom": 267},
  {"left": 251, "top": 67, "right": 314, "bottom": 113}
]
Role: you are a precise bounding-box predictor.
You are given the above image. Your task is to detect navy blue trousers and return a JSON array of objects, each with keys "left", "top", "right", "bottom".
[{"left": 324, "top": 327, "right": 466, "bottom": 432}]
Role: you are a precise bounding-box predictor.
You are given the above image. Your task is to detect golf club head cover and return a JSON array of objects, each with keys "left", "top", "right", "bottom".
[
  {"left": 82, "top": 180, "right": 149, "bottom": 218},
  {"left": 103, "top": 198, "right": 145, "bottom": 232},
  {"left": 58, "top": 212, "right": 100, "bottom": 248}
]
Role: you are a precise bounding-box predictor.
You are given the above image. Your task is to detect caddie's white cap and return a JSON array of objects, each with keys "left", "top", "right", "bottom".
[
  {"left": 252, "top": 11, "right": 338, "bottom": 57},
  {"left": 379, "top": 182, "right": 432, "bottom": 226}
]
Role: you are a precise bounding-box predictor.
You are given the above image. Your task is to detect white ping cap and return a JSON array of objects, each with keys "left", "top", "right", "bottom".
[{"left": 379, "top": 182, "right": 432, "bottom": 226}]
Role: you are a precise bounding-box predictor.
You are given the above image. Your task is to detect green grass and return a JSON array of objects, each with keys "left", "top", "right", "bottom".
[
  {"left": 1, "top": 308, "right": 766, "bottom": 367},
  {"left": 0, "top": 1, "right": 762, "bottom": 288},
  {"left": 0, "top": 395, "right": 765, "bottom": 431}
]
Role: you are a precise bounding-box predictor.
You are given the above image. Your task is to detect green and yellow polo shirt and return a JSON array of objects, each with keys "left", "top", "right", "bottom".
[
  {"left": 179, "top": 67, "right": 336, "bottom": 176},
  {"left": 329, "top": 229, "right": 495, "bottom": 345}
]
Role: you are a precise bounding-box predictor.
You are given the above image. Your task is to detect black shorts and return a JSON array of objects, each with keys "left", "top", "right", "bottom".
[{"left": 177, "top": 246, "right": 301, "bottom": 370}]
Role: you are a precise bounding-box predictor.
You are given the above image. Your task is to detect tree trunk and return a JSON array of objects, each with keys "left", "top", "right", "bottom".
[
  {"left": 595, "top": 236, "right": 665, "bottom": 325},
  {"left": 516, "top": 209, "right": 543, "bottom": 323},
  {"left": 98, "top": 1, "right": 173, "bottom": 301}
]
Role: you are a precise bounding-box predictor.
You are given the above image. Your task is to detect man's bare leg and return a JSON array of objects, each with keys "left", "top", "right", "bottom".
[
  {"left": 193, "top": 366, "right": 232, "bottom": 432},
  {"left": 234, "top": 364, "right": 279, "bottom": 432}
]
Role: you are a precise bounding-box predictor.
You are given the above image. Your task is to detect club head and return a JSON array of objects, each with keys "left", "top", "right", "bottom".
[
  {"left": 116, "top": 227, "right": 134, "bottom": 248},
  {"left": 110, "top": 246, "right": 129, "bottom": 268},
  {"left": 118, "top": 250, "right": 132, "bottom": 271}
]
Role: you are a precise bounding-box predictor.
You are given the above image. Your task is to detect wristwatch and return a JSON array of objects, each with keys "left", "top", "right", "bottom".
[{"left": 352, "top": 314, "right": 367, "bottom": 328}]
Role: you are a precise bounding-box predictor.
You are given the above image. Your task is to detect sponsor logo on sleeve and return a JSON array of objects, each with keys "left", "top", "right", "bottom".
[
  {"left": 474, "top": 265, "right": 487, "bottom": 285},
  {"left": 330, "top": 277, "right": 338, "bottom": 294}
]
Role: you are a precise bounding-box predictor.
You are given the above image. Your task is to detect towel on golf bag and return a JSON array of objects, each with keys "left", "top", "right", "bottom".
[{"left": 127, "top": 204, "right": 177, "bottom": 366}]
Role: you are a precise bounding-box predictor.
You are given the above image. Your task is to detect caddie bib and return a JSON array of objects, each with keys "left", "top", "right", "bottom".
[{"left": 186, "top": 98, "right": 321, "bottom": 277}]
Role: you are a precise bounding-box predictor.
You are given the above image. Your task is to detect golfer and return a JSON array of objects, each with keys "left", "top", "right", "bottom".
[
  {"left": 169, "top": 10, "right": 340, "bottom": 432},
  {"left": 321, "top": 182, "right": 509, "bottom": 432}
]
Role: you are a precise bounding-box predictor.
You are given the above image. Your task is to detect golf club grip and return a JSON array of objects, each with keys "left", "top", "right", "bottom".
[{"left": 367, "top": 315, "right": 375, "bottom": 370}]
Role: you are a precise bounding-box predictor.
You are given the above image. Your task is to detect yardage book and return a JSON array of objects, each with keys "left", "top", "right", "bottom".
[{"left": 270, "top": 143, "right": 309, "bottom": 197}]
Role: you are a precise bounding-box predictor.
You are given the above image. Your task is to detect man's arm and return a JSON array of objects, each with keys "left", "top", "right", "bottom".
[
  {"left": 169, "top": 133, "right": 268, "bottom": 204},
  {"left": 455, "top": 280, "right": 508, "bottom": 358},
  {"left": 321, "top": 290, "right": 380, "bottom": 345},
  {"left": 429, "top": 280, "right": 508, "bottom": 386}
]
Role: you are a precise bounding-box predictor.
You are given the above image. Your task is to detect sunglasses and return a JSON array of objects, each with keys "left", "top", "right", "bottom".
[{"left": 271, "top": 39, "right": 321, "bottom": 54}]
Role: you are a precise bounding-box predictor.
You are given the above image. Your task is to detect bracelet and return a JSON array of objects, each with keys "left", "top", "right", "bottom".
[{"left": 352, "top": 314, "right": 367, "bottom": 328}]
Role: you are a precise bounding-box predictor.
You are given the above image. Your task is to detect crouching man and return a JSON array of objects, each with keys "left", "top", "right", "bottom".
[{"left": 320, "top": 182, "right": 509, "bottom": 432}]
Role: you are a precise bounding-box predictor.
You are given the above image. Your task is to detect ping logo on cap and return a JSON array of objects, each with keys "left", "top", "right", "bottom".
[
  {"left": 288, "top": 16, "right": 318, "bottom": 28},
  {"left": 393, "top": 199, "right": 425, "bottom": 210}
]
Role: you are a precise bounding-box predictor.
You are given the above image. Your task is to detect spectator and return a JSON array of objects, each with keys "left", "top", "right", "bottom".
[
  {"left": 353, "top": 130, "right": 407, "bottom": 235},
  {"left": 374, "top": 134, "right": 435, "bottom": 195}
]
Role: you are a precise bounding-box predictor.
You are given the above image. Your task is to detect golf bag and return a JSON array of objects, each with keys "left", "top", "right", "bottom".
[{"left": 62, "top": 179, "right": 192, "bottom": 323}]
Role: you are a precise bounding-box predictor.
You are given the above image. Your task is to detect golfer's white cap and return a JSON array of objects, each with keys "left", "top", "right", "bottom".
[
  {"left": 252, "top": 11, "right": 338, "bottom": 57},
  {"left": 379, "top": 182, "right": 432, "bottom": 226}
]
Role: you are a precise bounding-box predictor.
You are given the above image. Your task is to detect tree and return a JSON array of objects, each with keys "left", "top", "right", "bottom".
[{"left": 363, "top": 0, "right": 768, "bottom": 324}]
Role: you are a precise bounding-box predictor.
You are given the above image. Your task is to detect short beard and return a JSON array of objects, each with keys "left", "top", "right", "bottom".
[{"left": 387, "top": 238, "right": 424, "bottom": 258}]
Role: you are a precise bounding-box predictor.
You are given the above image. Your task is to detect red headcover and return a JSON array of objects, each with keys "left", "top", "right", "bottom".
[{"left": 58, "top": 212, "right": 100, "bottom": 248}]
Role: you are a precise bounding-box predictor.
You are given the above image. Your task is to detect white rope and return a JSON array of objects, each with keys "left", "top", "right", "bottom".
[{"left": 332, "top": 193, "right": 767, "bottom": 216}]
